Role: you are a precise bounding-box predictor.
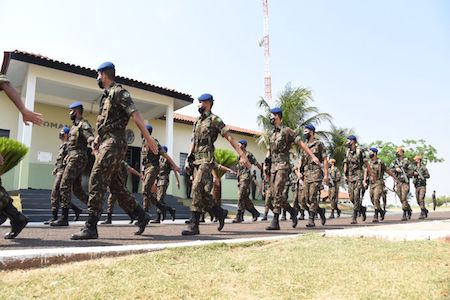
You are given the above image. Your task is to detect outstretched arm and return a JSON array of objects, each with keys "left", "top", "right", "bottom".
[
  {"left": 297, "top": 141, "right": 320, "bottom": 164},
  {"left": 1, "top": 82, "right": 44, "bottom": 125},
  {"left": 162, "top": 152, "right": 181, "bottom": 173},
  {"left": 128, "top": 166, "right": 143, "bottom": 179},
  {"left": 223, "top": 132, "right": 251, "bottom": 168},
  {"left": 131, "top": 111, "right": 158, "bottom": 154}
]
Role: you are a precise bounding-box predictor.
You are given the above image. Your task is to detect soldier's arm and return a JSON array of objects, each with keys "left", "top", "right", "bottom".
[
  {"left": 127, "top": 165, "right": 143, "bottom": 179},
  {"left": 81, "top": 122, "right": 95, "bottom": 147},
  {"left": 296, "top": 140, "right": 320, "bottom": 165},
  {"left": 173, "top": 168, "right": 181, "bottom": 189},
  {"left": 161, "top": 151, "right": 181, "bottom": 173},
  {"left": 223, "top": 132, "right": 251, "bottom": 169},
  {"left": 323, "top": 157, "right": 329, "bottom": 184},
  {"left": 423, "top": 166, "right": 430, "bottom": 179},
  {"left": 131, "top": 111, "right": 158, "bottom": 154}
]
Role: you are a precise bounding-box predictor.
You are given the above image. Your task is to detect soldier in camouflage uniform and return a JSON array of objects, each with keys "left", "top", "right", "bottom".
[
  {"left": 301, "top": 124, "right": 329, "bottom": 228},
  {"left": 328, "top": 159, "right": 342, "bottom": 219},
  {"left": 265, "top": 108, "right": 320, "bottom": 231},
  {"left": 100, "top": 160, "right": 143, "bottom": 224},
  {"left": 343, "top": 135, "right": 369, "bottom": 224},
  {"left": 152, "top": 145, "right": 180, "bottom": 223},
  {"left": 412, "top": 155, "right": 430, "bottom": 219},
  {"left": 364, "top": 147, "right": 397, "bottom": 222},
  {"left": 141, "top": 125, "right": 179, "bottom": 222},
  {"left": 260, "top": 162, "right": 274, "bottom": 221},
  {"left": 182, "top": 93, "right": 250, "bottom": 236},
  {"left": 71, "top": 62, "right": 159, "bottom": 240},
  {"left": 390, "top": 147, "right": 413, "bottom": 221},
  {"left": 210, "top": 163, "right": 234, "bottom": 222},
  {"left": 51, "top": 102, "right": 93, "bottom": 227},
  {"left": 0, "top": 73, "right": 43, "bottom": 239},
  {"left": 292, "top": 161, "right": 306, "bottom": 220},
  {"left": 232, "top": 139, "right": 262, "bottom": 223}
]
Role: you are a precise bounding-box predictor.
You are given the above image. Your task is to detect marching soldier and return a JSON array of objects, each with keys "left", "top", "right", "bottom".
[
  {"left": 181, "top": 93, "right": 250, "bottom": 235},
  {"left": 412, "top": 155, "right": 430, "bottom": 219},
  {"left": 51, "top": 102, "right": 93, "bottom": 226},
  {"left": 265, "top": 108, "right": 320, "bottom": 231},
  {"left": 71, "top": 62, "right": 159, "bottom": 240},
  {"left": 300, "top": 124, "right": 328, "bottom": 228},
  {"left": 152, "top": 145, "right": 180, "bottom": 223},
  {"left": 260, "top": 162, "right": 274, "bottom": 221},
  {"left": 343, "top": 135, "right": 368, "bottom": 224},
  {"left": 328, "top": 159, "right": 342, "bottom": 219},
  {"left": 364, "top": 148, "right": 397, "bottom": 222},
  {"left": 391, "top": 147, "right": 413, "bottom": 221},
  {"left": 293, "top": 161, "right": 306, "bottom": 220},
  {"left": 232, "top": 139, "right": 262, "bottom": 223}
]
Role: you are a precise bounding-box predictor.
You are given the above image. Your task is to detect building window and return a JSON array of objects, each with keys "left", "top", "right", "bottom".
[
  {"left": 0, "top": 129, "right": 10, "bottom": 138},
  {"left": 179, "top": 152, "right": 188, "bottom": 175}
]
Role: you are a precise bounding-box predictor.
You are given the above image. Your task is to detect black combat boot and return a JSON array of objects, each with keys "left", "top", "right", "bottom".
[
  {"left": 44, "top": 209, "right": 58, "bottom": 225},
  {"left": 318, "top": 207, "right": 326, "bottom": 226},
  {"left": 286, "top": 206, "right": 298, "bottom": 228},
  {"left": 0, "top": 212, "right": 7, "bottom": 225},
  {"left": 167, "top": 207, "right": 176, "bottom": 221},
  {"left": 181, "top": 211, "right": 201, "bottom": 235},
  {"left": 50, "top": 208, "right": 69, "bottom": 227},
  {"left": 133, "top": 205, "right": 151, "bottom": 235},
  {"left": 350, "top": 210, "right": 358, "bottom": 225},
  {"left": 407, "top": 208, "right": 412, "bottom": 220},
  {"left": 3, "top": 202, "right": 29, "bottom": 239},
  {"left": 101, "top": 213, "right": 113, "bottom": 224},
  {"left": 424, "top": 208, "right": 429, "bottom": 218},
  {"left": 298, "top": 208, "right": 305, "bottom": 220},
  {"left": 70, "top": 203, "right": 82, "bottom": 221},
  {"left": 266, "top": 213, "right": 280, "bottom": 230},
  {"left": 372, "top": 210, "right": 379, "bottom": 223},
  {"left": 280, "top": 210, "right": 287, "bottom": 221},
  {"left": 70, "top": 213, "right": 99, "bottom": 240},
  {"left": 418, "top": 209, "right": 425, "bottom": 220},
  {"left": 401, "top": 210, "right": 408, "bottom": 221},
  {"left": 306, "top": 212, "right": 316, "bottom": 228},
  {"left": 249, "top": 207, "right": 260, "bottom": 222},
  {"left": 223, "top": 209, "right": 228, "bottom": 220},
  {"left": 199, "top": 212, "right": 206, "bottom": 223},
  {"left": 150, "top": 212, "right": 161, "bottom": 223},
  {"left": 211, "top": 205, "right": 226, "bottom": 231},
  {"left": 360, "top": 206, "right": 367, "bottom": 222},
  {"left": 380, "top": 209, "right": 386, "bottom": 221},
  {"left": 232, "top": 210, "right": 243, "bottom": 223},
  {"left": 329, "top": 209, "right": 335, "bottom": 219},
  {"left": 261, "top": 211, "right": 268, "bottom": 221},
  {"left": 336, "top": 207, "right": 341, "bottom": 218}
]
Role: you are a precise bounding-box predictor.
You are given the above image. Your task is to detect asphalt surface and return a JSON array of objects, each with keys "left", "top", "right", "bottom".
[{"left": 1, "top": 210, "right": 449, "bottom": 250}]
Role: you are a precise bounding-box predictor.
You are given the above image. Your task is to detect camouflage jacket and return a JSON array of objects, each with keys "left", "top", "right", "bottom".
[
  {"left": 157, "top": 156, "right": 172, "bottom": 186},
  {"left": 267, "top": 125, "right": 301, "bottom": 172},
  {"left": 303, "top": 139, "right": 327, "bottom": 183},
  {"left": 67, "top": 118, "right": 94, "bottom": 154},
  {"left": 412, "top": 163, "right": 430, "bottom": 187},
  {"left": 344, "top": 147, "right": 365, "bottom": 182},
  {"left": 97, "top": 82, "right": 137, "bottom": 141},
  {"left": 329, "top": 165, "right": 341, "bottom": 187},
  {"left": 55, "top": 141, "right": 69, "bottom": 172},
  {"left": 367, "top": 158, "right": 387, "bottom": 185},
  {"left": 192, "top": 111, "right": 229, "bottom": 165},
  {"left": 237, "top": 151, "right": 258, "bottom": 182},
  {"left": 391, "top": 157, "right": 412, "bottom": 184},
  {"left": 142, "top": 137, "right": 163, "bottom": 167}
]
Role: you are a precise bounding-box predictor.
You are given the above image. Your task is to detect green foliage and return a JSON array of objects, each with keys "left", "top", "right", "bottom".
[
  {"left": 369, "top": 139, "right": 444, "bottom": 167},
  {"left": 325, "top": 125, "right": 355, "bottom": 172},
  {"left": 0, "top": 138, "right": 28, "bottom": 176},
  {"left": 214, "top": 148, "right": 237, "bottom": 178},
  {"left": 425, "top": 196, "right": 450, "bottom": 207}
]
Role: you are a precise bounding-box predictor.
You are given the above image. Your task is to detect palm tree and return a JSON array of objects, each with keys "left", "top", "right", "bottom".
[
  {"left": 325, "top": 125, "right": 355, "bottom": 172},
  {"left": 0, "top": 138, "right": 28, "bottom": 176},
  {"left": 257, "top": 83, "right": 332, "bottom": 148},
  {"left": 212, "top": 148, "right": 238, "bottom": 203}
]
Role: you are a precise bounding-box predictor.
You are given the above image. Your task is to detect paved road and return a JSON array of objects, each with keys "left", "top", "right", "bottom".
[{"left": 1, "top": 211, "right": 449, "bottom": 250}]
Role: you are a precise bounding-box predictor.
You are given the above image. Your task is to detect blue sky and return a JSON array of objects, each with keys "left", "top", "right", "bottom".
[{"left": 1, "top": 0, "right": 449, "bottom": 194}]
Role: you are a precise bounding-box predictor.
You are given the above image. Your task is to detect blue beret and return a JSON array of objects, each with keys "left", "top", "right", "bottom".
[
  {"left": 145, "top": 124, "right": 153, "bottom": 134},
  {"left": 347, "top": 135, "right": 357, "bottom": 141},
  {"left": 97, "top": 61, "right": 115, "bottom": 72},
  {"left": 239, "top": 139, "right": 247, "bottom": 146},
  {"left": 369, "top": 147, "right": 378, "bottom": 153},
  {"left": 198, "top": 93, "right": 214, "bottom": 102},
  {"left": 270, "top": 107, "right": 282, "bottom": 114},
  {"left": 62, "top": 126, "right": 70, "bottom": 135},
  {"left": 162, "top": 146, "right": 168, "bottom": 153},
  {"left": 305, "top": 124, "right": 316, "bottom": 132},
  {"left": 69, "top": 101, "right": 83, "bottom": 109}
]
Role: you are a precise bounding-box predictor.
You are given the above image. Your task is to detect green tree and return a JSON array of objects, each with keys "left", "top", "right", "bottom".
[
  {"left": 325, "top": 125, "right": 355, "bottom": 172},
  {"left": 256, "top": 83, "right": 332, "bottom": 148},
  {"left": 212, "top": 149, "right": 238, "bottom": 203}
]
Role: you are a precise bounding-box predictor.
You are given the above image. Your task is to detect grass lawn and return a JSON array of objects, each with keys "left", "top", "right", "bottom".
[{"left": 1, "top": 234, "right": 449, "bottom": 299}]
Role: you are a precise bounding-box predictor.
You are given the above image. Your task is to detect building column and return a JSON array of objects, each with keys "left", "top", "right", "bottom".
[
  {"left": 15, "top": 70, "right": 36, "bottom": 189},
  {"left": 165, "top": 103, "right": 174, "bottom": 158}
]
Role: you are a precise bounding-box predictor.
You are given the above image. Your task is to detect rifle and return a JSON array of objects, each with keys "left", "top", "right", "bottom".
[
  {"left": 414, "top": 165, "right": 425, "bottom": 181},
  {"left": 395, "top": 158, "right": 409, "bottom": 181}
]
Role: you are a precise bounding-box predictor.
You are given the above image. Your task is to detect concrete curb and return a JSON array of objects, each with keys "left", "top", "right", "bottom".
[{"left": 0, "top": 234, "right": 302, "bottom": 270}]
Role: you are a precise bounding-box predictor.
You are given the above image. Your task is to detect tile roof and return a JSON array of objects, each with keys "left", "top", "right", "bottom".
[{"left": 3, "top": 50, "right": 193, "bottom": 102}]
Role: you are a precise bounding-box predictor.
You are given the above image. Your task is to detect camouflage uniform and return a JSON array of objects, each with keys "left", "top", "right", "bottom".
[
  {"left": 344, "top": 147, "right": 366, "bottom": 222},
  {"left": 50, "top": 141, "right": 69, "bottom": 213},
  {"left": 154, "top": 156, "right": 177, "bottom": 222},
  {"left": 367, "top": 158, "right": 387, "bottom": 222},
  {"left": 141, "top": 138, "right": 163, "bottom": 212},
  {"left": 412, "top": 163, "right": 430, "bottom": 218},
  {"left": 71, "top": 82, "right": 150, "bottom": 240},
  {"left": 105, "top": 160, "right": 129, "bottom": 214},
  {"left": 328, "top": 164, "right": 341, "bottom": 218},
  {"left": 391, "top": 158, "right": 413, "bottom": 217}
]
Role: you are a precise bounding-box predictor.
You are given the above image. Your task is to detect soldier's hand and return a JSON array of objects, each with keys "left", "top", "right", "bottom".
[
  {"left": 139, "top": 173, "right": 144, "bottom": 180},
  {"left": 396, "top": 167, "right": 401, "bottom": 173},
  {"left": 363, "top": 182, "right": 368, "bottom": 189},
  {"left": 145, "top": 137, "right": 158, "bottom": 154},
  {"left": 240, "top": 156, "right": 251, "bottom": 169},
  {"left": 323, "top": 175, "right": 329, "bottom": 186},
  {"left": 312, "top": 154, "right": 320, "bottom": 165},
  {"left": 92, "top": 136, "right": 100, "bottom": 150},
  {"left": 21, "top": 108, "right": 44, "bottom": 126}
]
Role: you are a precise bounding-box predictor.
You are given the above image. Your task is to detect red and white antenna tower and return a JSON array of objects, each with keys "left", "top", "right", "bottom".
[{"left": 261, "top": 0, "right": 272, "bottom": 103}]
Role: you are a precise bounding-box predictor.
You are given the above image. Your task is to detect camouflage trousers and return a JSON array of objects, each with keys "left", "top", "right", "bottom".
[
  {"left": 264, "top": 188, "right": 274, "bottom": 211},
  {"left": 59, "top": 153, "right": 88, "bottom": 209},
  {"left": 329, "top": 184, "right": 339, "bottom": 210},
  {"left": 105, "top": 172, "right": 129, "bottom": 214},
  {"left": 237, "top": 178, "right": 256, "bottom": 211},
  {"left": 369, "top": 183, "right": 384, "bottom": 211},
  {"left": 191, "top": 163, "right": 214, "bottom": 212},
  {"left": 270, "top": 169, "right": 292, "bottom": 214},
  {"left": 348, "top": 180, "right": 362, "bottom": 212},
  {"left": 415, "top": 186, "right": 426, "bottom": 210},
  {"left": 50, "top": 171, "right": 64, "bottom": 211},
  {"left": 301, "top": 181, "right": 321, "bottom": 214},
  {"left": 142, "top": 164, "right": 159, "bottom": 212},
  {"left": 395, "top": 182, "right": 411, "bottom": 211},
  {"left": 88, "top": 139, "right": 137, "bottom": 216},
  {"left": 0, "top": 178, "right": 13, "bottom": 211},
  {"left": 156, "top": 182, "right": 169, "bottom": 213}
]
